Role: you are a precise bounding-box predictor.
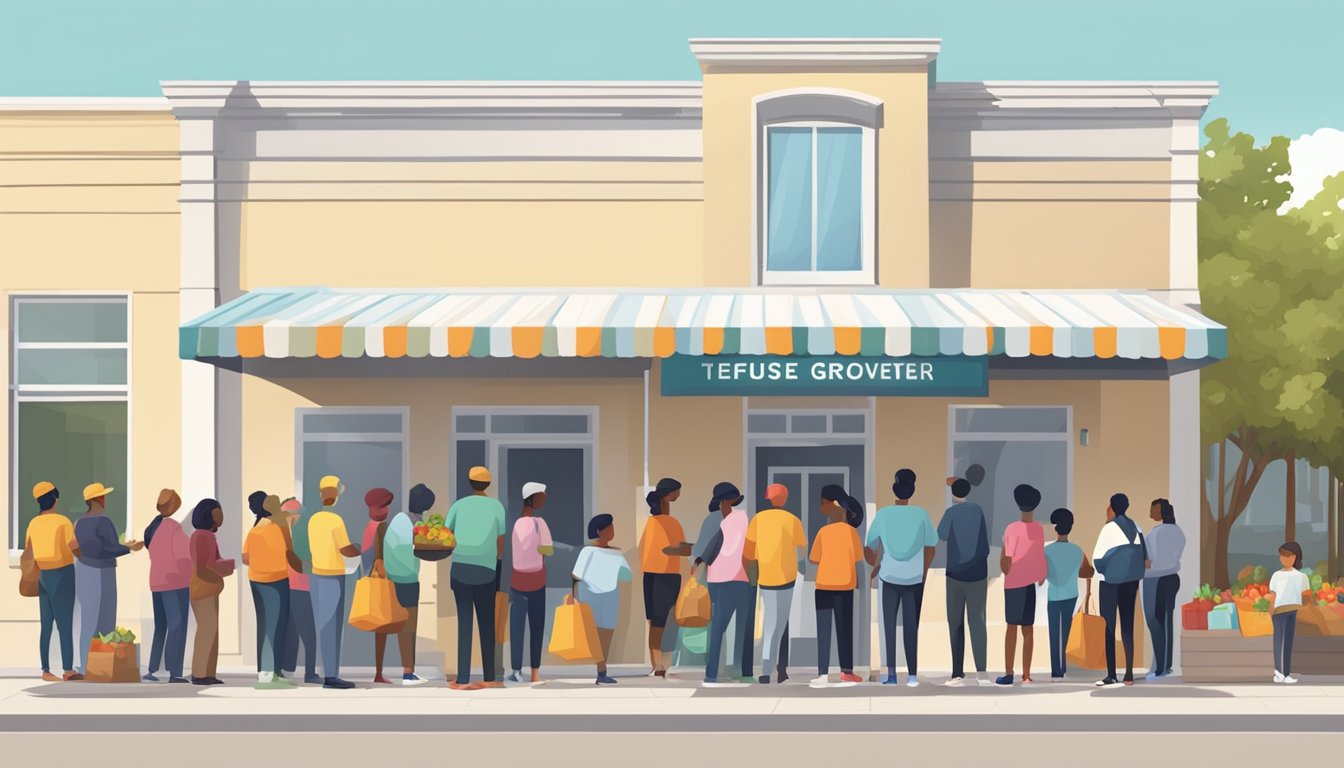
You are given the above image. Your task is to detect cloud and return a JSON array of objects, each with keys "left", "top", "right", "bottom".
[{"left": 1282, "top": 127, "right": 1344, "bottom": 212}]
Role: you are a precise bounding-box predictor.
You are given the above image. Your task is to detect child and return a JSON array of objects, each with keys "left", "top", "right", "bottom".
[
  {"left": 572, "top": 514, "right": 631, "bottom": 685},
  {"left": 997, "top": 484, "right": 1047, "bottom": 687},
  {"left": 1267, "top": 541, "right": 1309, "bottom": 684},
  {"left": 1043, "top": 508, "right": 1092, "bottom": 682},
  {"left": 808, "top": 484, "right": 865, "bottom": 689}
]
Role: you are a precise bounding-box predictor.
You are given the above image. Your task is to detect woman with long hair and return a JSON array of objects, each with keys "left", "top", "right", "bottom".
[
  {"left": 639, "top": 478, "right": 690, "bottom": 678},
  {"left": 189, "top": 498, "right": 235, "bottom": 685},
  {"left": 1143, "top": 498, "right": 1185, "bottom": 680},
  {"left": 809, "top": 484, "right": 864, "bottom": 688},
  {"left": 243, "top": 492, "right": 296, "bottom": 689}
]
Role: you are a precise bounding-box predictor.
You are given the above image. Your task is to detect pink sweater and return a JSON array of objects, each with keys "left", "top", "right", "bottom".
[{"left": 148, "top": 518, "right": 192, "bottom": 592}]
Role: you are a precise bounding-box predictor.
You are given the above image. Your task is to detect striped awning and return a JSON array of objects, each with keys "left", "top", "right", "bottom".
[{"left": 179, "top": 288, "right": 1227, "bottom": 362}]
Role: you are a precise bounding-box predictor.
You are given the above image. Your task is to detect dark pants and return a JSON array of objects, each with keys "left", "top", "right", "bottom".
[
  {"left": 946, "top": 577, "right": 988, "bottom": 678},
  {"left": 251, "top": 580, "right": 290, "bottom": 675},
  {"left": 816, "top": 589, "right": 855, "bottom": 675},
  {"left": 451, "top": 578, "right": 497, "bottom": 684},
  {"left": 1100, "top": 580, "right": 1140, "bottom": 681},
  {"left": 1046, "top": 598, "right": 1074, "bottom": 679},
  {"left": 705, "top": 581, "right": 754, "bottom": 681},
  {"left": 1272, "top": 611, "right": 1298, "bottom": 676},
  {"left": 283, "top": 588, "right": 318, "bottom": 679},
  {"left": 148, "top": 587, "right": 190, "bottom": 678},
  {"left": 37, "top": 565, "right": 76, "bottom": 673},
  {"left": 881, "top": 581, "right": 924, "bottom": 677},
  {"left": 509, "top": 587, "right": 547, "bottom": 671},
  {"left": 1143, "top": 574, "right": 1181, "bottom": 676}
]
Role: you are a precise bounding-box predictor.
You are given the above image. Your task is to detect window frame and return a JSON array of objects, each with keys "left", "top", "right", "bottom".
[{"left": 9, "top": 293, "right": 133, "bottom": 553}]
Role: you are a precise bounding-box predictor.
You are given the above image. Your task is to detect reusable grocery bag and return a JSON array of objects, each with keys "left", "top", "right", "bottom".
[
  {"left": 1066, "top": 583, "right": 1107, "bottom": 670},
  {"left": 674, "top": 575, "right": 712, "bottom": 628},
  {"left": 85, "top": 640, "right": 140, "bottom": 683},
  {"left": 18, "top": 550, "right": 38, "bottom": 598},
  {"left": 494, "top": 591, "right": 510, "bottom": 640},
  {"left": 1236, "top": 604, "right": 1273, "bottom": 638},
  {"left": 1207, "top": 602, "right": 1240, "bottom": 631},
  {"left": 1181, "top": 600, "right": 1211, "bottom": 630},
  {"left": 548, "top": 595, "right": 602, "bottom": 663},
  {"left": 348, "top": 574, "right": 409, "bottom": 632}
]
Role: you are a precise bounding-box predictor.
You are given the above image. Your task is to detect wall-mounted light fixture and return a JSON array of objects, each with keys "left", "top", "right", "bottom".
[{"left": 1080, "top": 428, "right": 1090, "bottom": 448}]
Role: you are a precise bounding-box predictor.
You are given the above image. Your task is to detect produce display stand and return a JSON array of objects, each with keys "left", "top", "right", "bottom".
[{"left": 1181, "top": 629, "right": 1344, "bottom": 683}]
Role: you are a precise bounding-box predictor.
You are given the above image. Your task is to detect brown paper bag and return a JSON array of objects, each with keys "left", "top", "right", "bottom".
[
  {"left": 674, "top": 575, "right": 712, "bottom": 628},
  {"left": 494, "top": 591, "right": 510, "bottom": 640},
  {"left": 85, "top": 641, "right": 140, "bottom": 683}
]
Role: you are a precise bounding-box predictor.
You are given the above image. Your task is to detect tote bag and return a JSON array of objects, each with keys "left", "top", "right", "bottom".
[{"left": 1066, "top": 581, "right": 1107, "bottom": 670}]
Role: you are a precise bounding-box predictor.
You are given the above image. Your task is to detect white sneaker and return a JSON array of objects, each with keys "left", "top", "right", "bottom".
[
  {"left": 809, "top": 675, "right": 832, "bottom": 689},
  {"left": 906, "top": 676, "right": 920, "bottom": 688},
  {"left": 1273, "top": 670, "right": 1285, "bottom": 684},
  {"left": 1050, "top": 677, "right": 1065, "bottom": 683},
  {"left": 977, "top": 675, "right": 994, "bottom": 687},
  {"left": 944, "top": 677, "right": 965, "bottom": 688},
  {"left": 1284, "top": 675, "right": 1299, "bottom": 685}
]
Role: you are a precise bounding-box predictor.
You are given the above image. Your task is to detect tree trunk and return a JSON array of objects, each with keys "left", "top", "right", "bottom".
[
  {"left": 1214, "top": 514, "right": 1235, "bottom": 589},
  {"left": 1285, "top": 451, "right": 1297, "bottom": 543}
]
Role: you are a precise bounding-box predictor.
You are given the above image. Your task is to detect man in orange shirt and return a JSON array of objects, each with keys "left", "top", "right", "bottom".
[
  {"left": 745, "top": 483, "right": 805, "bottom": 684},
  {"left": 22, "top": 482, "right": 83, "bottom": 681}
]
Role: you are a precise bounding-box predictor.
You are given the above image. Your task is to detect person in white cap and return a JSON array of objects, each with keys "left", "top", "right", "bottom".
[{"left": 506, "top": 482, "right": 553, "bottom": 685}]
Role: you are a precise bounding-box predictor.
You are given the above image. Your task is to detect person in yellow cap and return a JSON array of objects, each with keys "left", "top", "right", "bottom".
[
  {"left": 444, "top": 466, "right": 506, "bottom": 690},
  {"left": 73, "top": 481, "right": 142, "bottom": 673},
  {"left": 307, "top": 474, "right": 361, "bottom": 689},
  {"left": 21, "top": 482, "right": 83, "bottom": 681}
]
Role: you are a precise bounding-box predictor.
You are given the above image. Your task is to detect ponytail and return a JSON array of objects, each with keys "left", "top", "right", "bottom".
[
  {"left": 820, "top": 484, "right": 864, "bottom": 529},
  {"left": 647, "top": 477, "right": 682, "bottom": 515}
]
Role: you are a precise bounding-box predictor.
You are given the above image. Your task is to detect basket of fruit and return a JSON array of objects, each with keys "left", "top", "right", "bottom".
[{"left": 413, "top": 513, "right": 456, "bottom": 561}]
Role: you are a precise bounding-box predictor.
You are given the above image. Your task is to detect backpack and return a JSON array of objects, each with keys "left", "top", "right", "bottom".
[{"left": 1099, "top": 516, "right": 1146, "bottom": 584}]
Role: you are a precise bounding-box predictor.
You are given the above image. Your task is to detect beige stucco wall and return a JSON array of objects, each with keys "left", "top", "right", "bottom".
[
  {"left": 0, "top": 110, "right": 181, "bottom": 668},
  {"left": 701, "top": 71, "right": 930, "bottom": 287}
]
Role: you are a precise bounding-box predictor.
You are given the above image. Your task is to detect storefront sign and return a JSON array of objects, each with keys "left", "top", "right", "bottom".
[{"left": 660, "top": 355, "right": 989, "bottom": 397}]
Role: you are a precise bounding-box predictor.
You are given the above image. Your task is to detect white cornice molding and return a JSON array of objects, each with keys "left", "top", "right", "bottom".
[
  {"left": 0, "top": 96, "right": 170, "bottom": 113},
  {"left": 690, "top": 38, "right": 941, "bottom": 73},
  {"left": 931, "top": 81, "right": 1219, "bottom": 119},
  {"left": 161, "top": 81, "right": 704, "bottom": 118}
]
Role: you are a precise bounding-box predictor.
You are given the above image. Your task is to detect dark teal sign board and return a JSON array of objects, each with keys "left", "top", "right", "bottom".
[{"left": 660, "top": 355, "right": 990, "bottom": 397}]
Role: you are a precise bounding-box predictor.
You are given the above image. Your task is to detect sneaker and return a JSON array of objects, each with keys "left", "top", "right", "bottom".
[
  {"left": 190, "top": 676, "right": 213, "bottom": 686},
  {"left": 839, "top": 672, "right": 863, "bottom": 684},
  {"left": 808, "top": 675, "right": 832, "bottom": 689},
  {"left": 701, "top": 678, "right": 732, "bottom": 688},
  {"left": 1273, "top": 670, "right": 1285, "bottom": 683},
  {"left": 596, "top": 674, "right": 619, "bottom": 685},
  {"left": 168, "top": 677, "right": 190, "bottom": 684},
  {"left": 1284, "top": 675, "right": 1299, "bottom": 685},
  {"left": 256, "top": 677, "right": 296, "bottom": 690},
  {"left": 758, "top": 675, "right": 772, "bottom": 685},
  {"left": 1050, "top": 676, "right": 1065, "bottom": 683},
  {"left": 882, "top": 675, "right": 899, "bottom": 685},
  {"left": 905, "top": 675, "right": 920, "bottom": 688},
  {"left": 323, "top": 677, "right": 356, "bottom": 690},
  {"left": 304, "top": 674, "right": 323, "bottom": 685},
  {"left": 505, "top": 671, "right": 525, "bottom": 684},
  {"left": 142, "top": 673, "right": 162, "bottom": 683},
  {"left": 977, "top": 674, "right": 994, "bottom": 688},
  {"left": 995, "top": 674, "right": 1015, "bottom": 687},
  {"left": 944, "top": 676, "right": 965, "bottom": 688},
  {"left": 401, "top": 674, "right": 427, "bottom": 687},
  {"left": 1095, "top": 678, "right": 1122, "bottom": 688}
]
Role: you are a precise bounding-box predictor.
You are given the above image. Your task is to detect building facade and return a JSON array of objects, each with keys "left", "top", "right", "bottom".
[{"left": 2, "top": 39, "right": 1222, "bottom": 674}]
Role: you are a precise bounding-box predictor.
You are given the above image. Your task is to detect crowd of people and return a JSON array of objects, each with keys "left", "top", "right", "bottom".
[{"left": 21, "top": 464, "right": 1216, "bottom": 689}]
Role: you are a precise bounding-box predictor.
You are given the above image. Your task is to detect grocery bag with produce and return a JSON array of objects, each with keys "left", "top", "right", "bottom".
[
  {"left": 85, "top": 628, "right": 140, "bottom": 683},
  {"left": 349, "top": 573, "right": 409, "bottom": 632},
  {"left": 1066, "top": 582, "right": 1106, "bottom": 670},
  {"left": 1236, "top": 599, "right": 1274, "bottom": 637},
  {"left": 674, "top": 574, "right": 712, "bottom": 628},
  {"left": 548, "top": 595, "right": 602, "bottom": 662}
]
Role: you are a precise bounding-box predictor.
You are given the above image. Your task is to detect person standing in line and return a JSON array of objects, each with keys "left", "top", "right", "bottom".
[
  {"left": 572, "top": 514, "right": 633, "bottom": 684},
  {"left": 939, "top": 477, "right": 992, "bottom": 687},
  {"left": 359, "top": 487, "right": 396, "bottom": 684},
  {"left": 698, "top": 482, "right": 754, "bottom": 687},
  {"left": 244, "top": 492, "right": 297, "bottom": 690},
  {"left": 639, "top": 478, "right": 691, "bottom": 679},
  {"left": 445, "top": 466, "right": 507, "bottom": 690},
  {"left": 22, "top": 482, "right": 82, "bottom": 681},
  {"left": 866, "top": 470, "right": 937, "bottom": 688},
  {"left": 1043, "top": 508, "right": 1091, "bottom": 682},
  {"left": 506, "top": 482, "right": 554, "bottom": 685},
  {"left": 1267, "top": 542, "right": 1308, "bottom": 684},
  {"left": 372, "top": 483, "right": 433, "bottom": 687},
  {"left": 1091, "top": 493, "right": 1146, "bottom": 688},
  {"left": 1143, "top": 498, "right": 1185, "bottom": 681},
  {"left": 809, "top": 485, "right": 865, "bottom": 689},
  {"left": 280, "top": 497, "right": 320, "bottom": 685},
  {"left": 996, "top": 484, "right": 1046, "bottom": 687},
  {"left": 189, "top": 498, "right": 235, "bottom": 685},
  {"left": 745, "top": 483, "right": 804, "bottom": 685},
  {"left": 307, "top": 476, "right": 361, "bottom": 690},
  {"left": 144, "top": 489, "right": 191, "bottom": 683},
  {"left": 73, "top": 482, "right": 142, "bottom": 671}
]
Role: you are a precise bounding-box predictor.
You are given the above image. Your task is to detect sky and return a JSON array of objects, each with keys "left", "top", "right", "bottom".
[{"left": 3, "top": 0, "right": 1341, "bottom": 194}]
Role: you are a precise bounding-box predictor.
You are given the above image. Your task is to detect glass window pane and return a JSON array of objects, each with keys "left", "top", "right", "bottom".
[
  {"left": 816, "top": 128, "right": 862, "bottom": 272},
  {"left": 455, "top": 414, "right": 487, "bottom": 434},
  {"left": 16, "top": 348, "right": 127, "bottom": 386},
  {"left": 747, "top": 413, "right": 787, "bottom": 433},
  {"left": 832, "top": 414, "right": 866, "bottom": 433},
  {"left": 15, "top": 401, "right": 128, "bottom": 546},
  {"left": 302, "top": 412, "right": 403, "bottom": 435},
  {"left": 454, "top": 440, "right": 488, "bottom": 500},
  {"left": 790, "top": 414, "right": 828, "bottom": 433},
  {"left": 954, "top": 407, "right": 1069, "bottom": 435},
  {"left": 490, "top": 414, "right": 589, "bottom": 434},
  {"left": 766, "top": 127, "right": 814, "bottom": 272},
  {"left": 16, "top": 300, "right": 127, "bottom": 344}
]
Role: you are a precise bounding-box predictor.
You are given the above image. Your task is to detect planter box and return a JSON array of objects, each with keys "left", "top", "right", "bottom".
[{"left": 1181, "top": 630, "right": 1344, "bottom": 683}]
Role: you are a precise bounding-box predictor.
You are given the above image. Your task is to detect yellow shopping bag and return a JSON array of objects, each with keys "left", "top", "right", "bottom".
[
  {"left": 1066, "top": 584, "right": 1108, "bottom": 670},
  {"left": 674, "top": 575, "right": 712, "bottom": 628},
  {"left": 349, "top": 574, "right": 409, "bottom": 632},
  {"left": 548, "top": 595, "right": 603, "bottom": 663}
]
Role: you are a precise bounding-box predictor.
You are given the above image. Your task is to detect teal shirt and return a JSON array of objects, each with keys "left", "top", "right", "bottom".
[
  {"left": 1044, "top": 540, "right": 1084, "bottom": 602},
  {"left": 382, "top": 512, "right": 420, "bottom": 584},
  {"left": 445, "top": 495, "right": 506, "bottom": 570},
  {"left": 865, "top": 505, "right": 937, "bottom": 585}
]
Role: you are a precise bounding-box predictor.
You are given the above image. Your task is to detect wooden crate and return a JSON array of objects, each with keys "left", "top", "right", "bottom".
[{"left": 1182, "top": 630, "right": 1344, "bottom": 682}]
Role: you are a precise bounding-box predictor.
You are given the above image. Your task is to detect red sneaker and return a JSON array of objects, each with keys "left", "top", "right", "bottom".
[{"left": 839, "top": 672, "right": 863, "bottom": 684}]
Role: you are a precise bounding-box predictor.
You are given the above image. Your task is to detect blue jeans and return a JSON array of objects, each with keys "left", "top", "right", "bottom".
[
  {"left": 310, "top": 575, "right": 346, "bottom": 680},
  {"left": 705, "top": 581, "right": 754, "bottom": 681},
  {"left": 74, "top": 561, "right": 116, "bottom": 671},
  {"left": 510, "top": 587, "right": 547, "bottom": 672},
  {"left": 881, "top": 581, "right": 924, "bottom": 676},
  {"left": 1143, "top": 574, "right": 1180, "bottom": 675},
  {"left": 37, "top": 565, "right": 76, "bottom": 673},
  {"left": 1046, "top": 598, "right": 1074, "bottom": 679},
  {"left": 252, "top": 580, "right": 290, "bottom": 675},
  {"left": 284, "top": 588, "right": 318, "bottom": 678},
  {"left": 148, "top": 588, "right": 190, "bottom": 677}
]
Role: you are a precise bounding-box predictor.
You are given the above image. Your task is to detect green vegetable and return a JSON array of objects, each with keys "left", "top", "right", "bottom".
[
  {"left": 1252, "top": 597, "right": 1271, "bottom": 613},
  {"left": 1310, "top": 574, "right": 1324, "bottom": 591}
]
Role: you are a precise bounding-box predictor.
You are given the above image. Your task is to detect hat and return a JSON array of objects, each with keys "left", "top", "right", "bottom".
[
  {"left": 709, "top": 481, "right": 744, "bottom": 512},
  {"left": 764, "top": 483, "right": 789, "bottom": 503},
  {"left": 319, "top": 475, "right": 342, "bottom": 491},
  {"left": 521, "top": 482, "right": 547, "bottom": 499},
  {"left": 32, "top": 481, "right": 55, "bottom": 499},
  {"left": 83, "top": 482, "right": 114, "bottom": 501},
  {"left": 468, "top": 466, "right": 492, "bottom": 483},
  {"left": 280, "top": 498, "right": 303, "bottom": 514},
  {"left": 364, "top": 487, "right": 394, "bottom": 509}
]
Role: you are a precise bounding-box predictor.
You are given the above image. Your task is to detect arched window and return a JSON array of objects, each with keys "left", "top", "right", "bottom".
[{"left": 756, "top": 90, "right": 881, "bottom": 285}]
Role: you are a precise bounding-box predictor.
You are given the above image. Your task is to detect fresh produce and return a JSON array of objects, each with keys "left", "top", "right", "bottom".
[
  {"left": 414, "top": 513, "right": 455, "bottom": 549},
  {"left": 90, "top": 626, "right": 136, "bottom": 651},
  {"left": 1252, "top": 597, "right": 1271, "bottom": 613}
]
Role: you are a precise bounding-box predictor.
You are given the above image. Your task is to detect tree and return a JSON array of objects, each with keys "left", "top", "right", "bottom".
[{"left": 1198, "top": 119, "right": 1344, "bottom": 587}]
